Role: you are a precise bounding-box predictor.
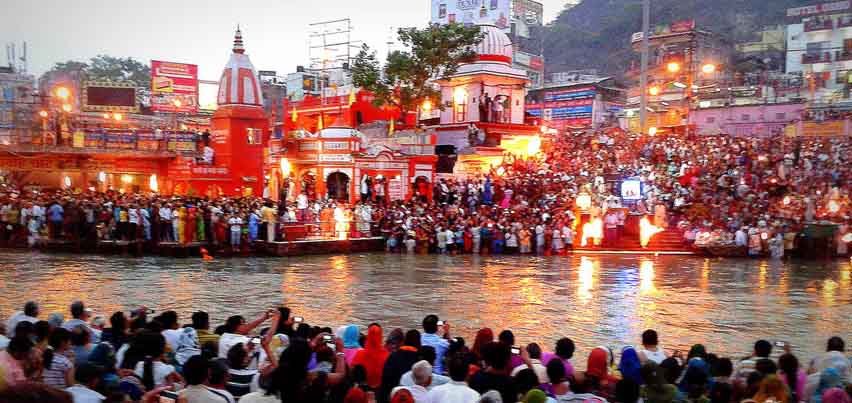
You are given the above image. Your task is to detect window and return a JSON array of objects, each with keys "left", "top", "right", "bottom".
[
  {"left": 741, "top": 114, "right": 750, "bottom": 121},
  {"left": 246, "top": 128, "right": 262, "bottom": 145},
  {"left": 837, "top": 70, "right": 852, "bottom": 84},
  {"left": 775, "top": 112, "right": 786, "bottom": 120},
  {"left": 706, "top": 116, "right": 716, "bottom": 123}
]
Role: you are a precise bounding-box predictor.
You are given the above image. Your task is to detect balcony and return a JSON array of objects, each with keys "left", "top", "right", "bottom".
[
  {"left": 804, "top": 18, "right": 834, "bottom": 32},
  {"left": 838, "top": 16, "right": 852, "bottom": 28},
  {"left": 802, "top": 52, "right": 832, "bottom": 64},
  {"left": 0, "top": 129, "right": 198, "bottom": 158},
  {"left": 836, "top": 50, "right": 852, "bottom": 62}
]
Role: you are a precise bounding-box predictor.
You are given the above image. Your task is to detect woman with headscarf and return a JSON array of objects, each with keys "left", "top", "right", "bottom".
[
  {"left": 641, "top": 361, "right": 678, "bottom": 403},
  {"left": 779, "top": 353, "right": 807, "bottom": 403},
  {"left": 471, "top": 328, "right": 494, "bottom": 365},
  {"left": 753, "top": 375, "right": 790, "bottom": 403},
  {"left": 821, "top": 388, "right": 851, "bottom": 403},
  {"left": 342, "top": 325, "right": 363, "bottom": 366},
  {"left": 810, "top": 368, "right": 843, "bottom": 403},
  {"left": 620, "top": 347, "right": 644, "bottom": 385},
  {"left": 584, "top": 347, "right": 619, "bottom": 401},
  {"left": 351, "top": 324, "right": 390, "bottom": 391}
]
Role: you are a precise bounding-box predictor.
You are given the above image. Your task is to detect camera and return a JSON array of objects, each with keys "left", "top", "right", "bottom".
[
  {"left": 510, "top": 346, "right": 521, "bottom": 355},
  {"left": 293, "top": 316, "right": 304, "bottom": 323},
  {"left": 323, "top": 335, "right": 333, "bottom": 342},
  {"left": 158, "top": 390, "right": 179, "bottom": 403}
]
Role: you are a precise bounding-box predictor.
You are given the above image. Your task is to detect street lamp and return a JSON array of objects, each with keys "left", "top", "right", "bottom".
[
  {"left": 701, "top": 63, "right": 716, "bottom": 75},
  {"left": 649, "top": 86, "right": 660, "bottom": 96},
  {"left": 666, "top": 61, "right": 681, "bottom": 74}
]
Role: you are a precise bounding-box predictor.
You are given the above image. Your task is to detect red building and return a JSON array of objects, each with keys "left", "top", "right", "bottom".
[{"left": 283, "top": 91, "right": 416, "bottom": 134}]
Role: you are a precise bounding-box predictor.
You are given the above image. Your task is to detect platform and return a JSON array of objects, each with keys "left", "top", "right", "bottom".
[{"left": 257, "top": 237, "right": 385, "bottom": 257}]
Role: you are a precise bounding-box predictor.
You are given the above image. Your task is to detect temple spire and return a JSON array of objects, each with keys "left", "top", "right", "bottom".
[{"left": 233, "top": 25, "right": 245, "bottom": 54}]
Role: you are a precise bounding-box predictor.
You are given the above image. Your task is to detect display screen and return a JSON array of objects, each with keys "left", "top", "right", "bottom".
[
  {"left": 85, "top": 86, "right": 136, "bottom": 107},
  {"left": 621, "top": 179, "right": 643, "bottom": 200}
]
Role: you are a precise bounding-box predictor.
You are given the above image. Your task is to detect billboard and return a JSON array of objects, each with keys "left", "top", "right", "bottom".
[
  {"left": 511, "top": 0, "right": 543, "bottom": 39},
  {"left": 81, "top": 82, "right": 139, "bottom": 113},
  {"left": 431, "top": 0, "right": 511, "bottom": 30},
  {"left": 151, "top": 60, "right": 199, "bottom": 113}
]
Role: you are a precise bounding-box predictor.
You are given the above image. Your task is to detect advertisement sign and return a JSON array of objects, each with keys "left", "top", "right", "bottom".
[
  {"left": 431, "top": 0, "right": 511, "bottom": 30},
  {"left": 511, "top": 0, "right": 544, "bottom": 39},
  {"left": 82, "top": 82, "right": 139, "bottom": 113},
  {"left": 151, "top": 60, "right": 199, "bottom": 113},
  {"left": 787, "top": 0, "right": 850, "bottom": 18},
  {"left": 801, "top": 120, "right": 846, "bottom": 137},
  {"left": 167, "top": 132, "right": 198, "bottom": 153}
]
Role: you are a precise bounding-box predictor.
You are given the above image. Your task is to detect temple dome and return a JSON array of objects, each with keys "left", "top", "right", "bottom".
[
  {"left": 217, "top": 27, "right": 264, "bottom": 107},
  {"left": 474, "top": 24, "right": 513, "bottom": 64}
]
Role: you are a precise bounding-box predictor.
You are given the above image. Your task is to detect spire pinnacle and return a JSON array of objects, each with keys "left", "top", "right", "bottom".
[{"left": 233, "top": 25, "right": 245, "bottom": 54}]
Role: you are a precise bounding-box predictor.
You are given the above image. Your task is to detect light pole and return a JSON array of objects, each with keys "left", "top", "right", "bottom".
[{"left": 639, "top": 0, "right": 650, "bottom": 135}]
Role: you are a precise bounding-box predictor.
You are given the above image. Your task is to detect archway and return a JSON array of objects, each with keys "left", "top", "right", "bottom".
[
  {"left": 413, "top": 176, "right": 431, "bottom": 202},
  {"left": 326, "top": 172, "right": 350, "bottom": 202}
]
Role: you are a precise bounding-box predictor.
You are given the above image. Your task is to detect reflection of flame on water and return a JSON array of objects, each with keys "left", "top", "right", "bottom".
[
  {"left": 639, "top": 217, "right": 663, "bottom": 248},
  {"left": 581, "top": 218, "right": 603, "bottom": 247},
  {"left": 639, "top": 258, "right": 656, "bottom": 294},
  {"left": 578, "top": 256, "right": 596, "bottom": 302}
]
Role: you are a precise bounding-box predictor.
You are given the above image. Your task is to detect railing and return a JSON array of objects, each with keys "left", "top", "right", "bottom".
[
  {"left": 0, "top": 129, "right": 200, "bottom": 157},
  {"left": 802, "top": 52, "right": 832, "bottom": 64},
  {"left": 804, "top": 18, "right": 834, "bottom": 32},
  {"left": 836, "top": 50, "right": 852, "bottom": 62}
]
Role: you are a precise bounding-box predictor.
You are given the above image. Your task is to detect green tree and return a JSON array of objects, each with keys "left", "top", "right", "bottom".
[
  {"left": 351, "top": 23, "right": 483, "bottom": 116},
  {"left": 42, "top": 55, "right": 151, "bottom": 86}
]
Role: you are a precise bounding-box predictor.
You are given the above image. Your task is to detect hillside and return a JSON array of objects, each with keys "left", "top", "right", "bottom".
[{"left": 543, "top": 0, "right": 813, "bottom": 77}]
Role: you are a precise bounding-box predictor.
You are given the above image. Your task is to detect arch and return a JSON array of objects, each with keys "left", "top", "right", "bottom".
[{"left": 326, "top": 172, "right": 350, "bottom": 202}]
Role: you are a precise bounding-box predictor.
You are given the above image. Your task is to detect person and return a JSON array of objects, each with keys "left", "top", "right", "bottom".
[
  {"left": 381, "top": 329, "right": 422, "bottom": 403},
  {"left": 65, "top": 363, "right": 105, "bottom": 403},
  {"left": 226, "top": 343, "right": 259, "bottom": 399},
  {"left": 779, "top": 353, "right": 807, "bottom": 403},
  {"left": 620, "top": 346, "right": 644, "bottom": 386},
  {"left": 191, "top": 311, "right": 219, "bottom": 355},
  {"left": 616, "top": 379, "right": 642, "bottom": 403},
  {"left": 0, "top": 336, "right": 33, "bottom": 386},
  {"left": 179, "top": 355, "right": 235, "bottom": 403},
  {"left": 342, "top": 324, "right": 364, "bottom": 366},
  {"left": 426, "top": 354, "right": 481, "bottom": 403},
  {"left": 641, "top": 361, "right": 678, "bottom": 403},
  {"left": 399, "top": 346, "right": 450, "bottom": 389},
  {"left": 471, "top": 328, "right": 495, "bottom": 365},
  {"left": 70, "top": 326, "right": 94, "bottom": 366},
  {"left": 47, "top": 201, "right": 64, "bottom": 239},
  {"left": 511, "top": 343, "right": 548, "bottom": 384},
  {"left": 218, "top": 311, "right": 273, "bottom": 358},
  {"left": 42, "top": 328, "right": 75, "bottom": 389},
  {"left": 808, "top": 368, "right": 844, "bottom": 403},
  {"left": 133, "top": 331, "right": 181, "bottom": 390},
  {"left": 0, "top": 382, "right": 73, "bottom": 403},
  {"left": 159, "top": 311, "right": 182, "bottom": 352},
  {"left": 734, "top": 340, "right": 772, "bottom": 383},
  {"left": 752, "top": 375, "right": 789, "bottom": 403},
  {"left": 808, "top": 337, "right": 850, "bottom": 379},
  {"left": 261, "top": 203, "right": 277, "bottom": 243},
  {"left": 392, "top": 360, "right": 432, "bottom": 402},
  {"left": 536, "top": 338, "right": 572, "bottom": 381},
  {"left": 62, "top": 301, "right": 101, "bottom": 344},
  {"left": 469, "top": 342, "right": 516, "bottom": 403},
  {"left": 228, "top": 214, "right": 243, "bottom": 247},
  {"left": 638, "top": 330, "right": 668, "bottom": 364},
  {"left": 584, "top": 347, "right": 619, "bottom": 400},
  {"left": 352, "top": 323, "right": 391, "bottom": 391},
  {"left": 420, "top": 315, "right": 450, "bottom": 375},
  {"left": 101, "top": 311, "right": 129, "bottom": 352},
  {"left": 6, "top": 301, "right": 38, "bottom": 338},
  {"left": 539, "top": 358, "right": 571, "bottom": 400}
]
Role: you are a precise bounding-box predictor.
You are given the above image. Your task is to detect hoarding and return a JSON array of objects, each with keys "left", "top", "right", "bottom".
[
  {"left": 528, "top": 86, "right": 596, "bottom": 129},
  {"left": 511, "top": 0, "right": 543, "bottom": 39},
  {"left": 81, "top": 82, "right": 139, "bottom": 113},
  {"left": 151, "top": 60, "right": 199, "bottom": 113},
  {"left": 431, "top": 0, "right": 511, "bottom": 30},
  {"left": 787, "top": 0, "right": 850, "bottom": 18}
]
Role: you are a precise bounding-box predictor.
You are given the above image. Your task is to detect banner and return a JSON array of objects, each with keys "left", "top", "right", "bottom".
[
  {"left": 431, "top": 0, "right": 511, "bottom": 30},
  {"left": 151, "top": 60, "right": 199, "bottom": 113},
  {"left": 801, "top": 120, "right": 846, "bottom": 137},
  {"left": 167, "top": 132, "right": 198, "bottom": 153}
]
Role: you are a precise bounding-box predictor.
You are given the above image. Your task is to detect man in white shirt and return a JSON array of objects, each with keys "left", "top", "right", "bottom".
[
  {"left": 427, "top": 354, "right": 480, "bottom": 403},
  {"left": 296, "top": 192, "right": 309, "bottom": 221},
  {"left": 392, "top": 360, "right": 431, "bottom": 402},
  {"left": 6, "top": 301, "right": 38, "bottom": 338},
  {"left": 511, "top": 343, "right": 549, "bottom": 384},
  {"left": 66, "top": 364, "right": 106, "bottom": 403},
  {"left": 181, "top": 356, "right": 235, "bottom": 403},
  {"left": 159, "top": 204, "right": 173, "bottom": 242}
]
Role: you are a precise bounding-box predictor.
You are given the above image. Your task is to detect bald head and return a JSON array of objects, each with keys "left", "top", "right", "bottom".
[{"left": 412, "top": 360, "right": 433, "bottom": 387}]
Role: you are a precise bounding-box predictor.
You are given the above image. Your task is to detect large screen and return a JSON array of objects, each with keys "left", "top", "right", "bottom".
[
  {"left": 82, "top": 84, "right": 139, "bottom": 112},
  {"left": 621, "top": 179, "right": 643, "bottom": 200}
]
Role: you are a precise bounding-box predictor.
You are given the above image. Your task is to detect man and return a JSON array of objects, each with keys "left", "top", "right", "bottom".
[
  {"left": 65, "top": 363, "right": 105, "bottom": 403},
  {"left": 807, "top": 336, "right": 850, "bottom": 380},
  {"left": 208, "top": 358, "right": 235, "bottom": 401},
  {"left": 159, "top": 203, "right": 173, "bottom": 242},
  {"left": 468, "top": 342, "right": 516, "bottom": 403},
  {"left": 62, "top": 301, "right": 101, "bottom": 344},
  {"left": 604, "top": 211, "right": 619, "bottom": 247},
  {"left": 638, "top": 329, "right": 668, "bottom": 364},
  {"left": 391, "top": 360, "right": 432, "bottom": 402},
  {"left": 380, "top": 329, "right": 422, "bottom": 403},
  {"left": 400, "top": 346, "right": 450, "bottom": 389},
  {"left": 426, "top": 354, "right": 480, "bottom": 403},
  {"left": 192, "top": 311, "right": 220, "bottom": 353},
  {"left": 420, "top": 315, "right": 450, "bottom": 375},
  {"left": 47, "top": 200, "right": 64, "bottom": 239},
  {"left": 511, "top": 343, "right": 548, "bottom": 384},
  {"left": 296, "top": 192, "right": 309, "bottom": 222},
  {"left": 6, "top": 301, "right": 38, "bottom": 338},
  {"left": 261, "top": 203, "right": 277, "bottom": 243},
  {"left": 180, "top": 355, "right": 235, "bottom": 403},
  {"left": 733, "top": 339, "right": 772, "bottom": 383},
  {"left": 735, "top": 227, "right": 748, "bottom": 247},
  {"left": 541, "top": 337, "right": 575, "bottom": 379}
]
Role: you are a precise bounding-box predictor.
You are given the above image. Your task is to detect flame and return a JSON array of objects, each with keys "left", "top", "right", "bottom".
[
  {"left": 639, "top": 217, "right": 663, "bottom": 248},
  {"left": 334, "top": 207, "right": 349, "bottom": 240},
  {"left": 581, "top": 218, "right": 603, "bottom": 247}
]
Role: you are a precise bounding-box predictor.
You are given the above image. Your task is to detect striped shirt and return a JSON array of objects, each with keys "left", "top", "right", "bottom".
[
  {"left": 226, "top": 368, "right": 258, "bottom": 399},
  {"left": 43, "top": 353, "right": 73, "bottom": 389}
]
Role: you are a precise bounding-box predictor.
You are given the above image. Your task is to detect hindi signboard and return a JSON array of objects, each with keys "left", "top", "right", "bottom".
[{"left": 151, "top": 60, "right": 199, "bottom": 113}]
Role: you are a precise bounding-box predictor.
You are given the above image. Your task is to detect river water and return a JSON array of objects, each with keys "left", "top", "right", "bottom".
[{"left": 0, "top": 251, "right": 849, "bottom": 362}]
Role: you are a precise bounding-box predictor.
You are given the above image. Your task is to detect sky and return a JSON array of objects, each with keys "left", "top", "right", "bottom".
[{"left": 2, "top": 0, "right": 570, "bottom": 81}]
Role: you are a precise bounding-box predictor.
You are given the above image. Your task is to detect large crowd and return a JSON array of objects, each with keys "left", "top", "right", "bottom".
[
  {"left": 0, "top": 300, "right": 850, "bottom": 403},
  {"left": 0, "top": 131, "right": 850, "bottom": 257}
]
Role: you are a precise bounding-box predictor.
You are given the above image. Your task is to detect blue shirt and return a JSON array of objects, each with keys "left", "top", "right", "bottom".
[
  {"left": 48, "top": 204, "right": 64, "bottom": 222},
  {"left": 421, "top": 332, "right": 449, "bottom": 375}
]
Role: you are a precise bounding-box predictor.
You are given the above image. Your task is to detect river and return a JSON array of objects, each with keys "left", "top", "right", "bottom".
[{"left": 0, "top": 251, "right": 849, "bottom": 362}]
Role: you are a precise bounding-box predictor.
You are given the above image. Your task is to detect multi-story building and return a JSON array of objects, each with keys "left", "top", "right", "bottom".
[
  {"left": 785, "top": 0, "right": 852, "bottom": 105},
  {"left": 526, "top": 71, "right": 625, "bottom": 130},
  {"left": 430, "top": 0, "right": 546, "bottom": 88},
  {"left": 0, "top": 66, "right": 36, "bottom": 146}
]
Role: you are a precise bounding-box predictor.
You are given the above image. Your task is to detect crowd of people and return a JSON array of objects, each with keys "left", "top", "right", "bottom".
[
  {"left": 0, "top": 300, "right": 850, "bottom": 403},
  {"left": 1, "top": 130, "right": 850, "bottom": 257}
]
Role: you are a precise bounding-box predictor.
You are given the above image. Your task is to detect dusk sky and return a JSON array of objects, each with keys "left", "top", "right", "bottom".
[{"left": 2, "top": 0, "right": 569, "bottom": 81}]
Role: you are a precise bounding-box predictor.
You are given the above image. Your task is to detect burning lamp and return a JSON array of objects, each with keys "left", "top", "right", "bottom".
[
  {"left": 149, "top": 174, "right": 159, "bottom": 192},
  {"left": 61, "top": 104, "right": 72, "bottom": 113},
  {"left": 761, "top": 232, "right": 769, "bottom": 240},
  {"left": 173, "top": 99, "right": 183, "bottom": 108},
  {"left": 666, "top": 61, "right": 681, "bottom": 73},
  {"left": 648, "top": 86, "right": 660, "bottom": 96},
  {"left": 121, "top": 174, "right": 133, "bottom": 184},
  {"left": 421, "top": 99, "right": 433, "bottom": 112},
  {"left": 576, "top": 192, "right": 592, "bottom": 210},
  {"left": 55, "top": 86, "right": 71, "bottom": 100},
  {"left": 648, "top": 127, "right": 658, "bottom": 136},
  {"left": 113, "top": 113, "right": 123, "bottom": 121},
  {"left": 98, "top": 171, "right": 107, "bottom": 183},
  {"left": 102, "top": 113, "right": 111, "bottom": 119},
  {"left": 279, "top": 158, "right": 291, "bottom": 177},
  {"left": 495, "top": 166, "right": 505, "bottom": 176},
  {"left": 828, "top": 200, "right": 840, "bottom": 213},
  {"left": 63, "top": 176, "right": 72, "bottom": 188},
  {"left": 783, "top": 196, "right": 791, "bottom": 206}
]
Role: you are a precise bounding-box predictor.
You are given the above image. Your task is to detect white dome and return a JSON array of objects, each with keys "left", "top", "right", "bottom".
[{"left": 474, "top": 24, "right": 513, "bottom": 62}]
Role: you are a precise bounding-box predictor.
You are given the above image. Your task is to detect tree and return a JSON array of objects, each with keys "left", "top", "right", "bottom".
[
  {"left": 351, "top": 23, "right": 483, "bottom": 117},
  {"left": 41, "top": 55, "right": 151, "bottom": 86}
]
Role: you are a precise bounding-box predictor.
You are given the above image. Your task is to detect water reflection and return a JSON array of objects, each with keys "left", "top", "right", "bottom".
[{"left": 0, "top": 251, "right": 849, "bottom": 361}]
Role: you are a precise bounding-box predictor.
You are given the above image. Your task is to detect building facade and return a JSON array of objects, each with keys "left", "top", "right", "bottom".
[{"left": 526, "top": 74, "right": 625, "bottom": 130}]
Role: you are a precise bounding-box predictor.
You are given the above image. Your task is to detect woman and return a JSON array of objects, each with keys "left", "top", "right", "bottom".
[
  {"left": 471, "top": 328, "right": 494, "bottom": 365},
  {"left": 42, "top": 328, "right": 74, "bottom": 389},
  {"left": 753, "top": 375, "right": 789, "bottom": 403},
  {"left": 778, "top": 353, "right": 806, "bottom": 403},
  {"left": 132, "top": 331, "right": 182, "bottom": 390},
  {"left": 540, "top": 358, "right": 571, "bottom": 399},
  {"left": 811, "top": 368, "right": 843, "bottom": 403},
  {"left": 351, "top": 324, "right": 390, "bottom": 391},
  {"left": 342, "top": 325, "right": 363, "bottom": 366},
  {"left": 585, "top": 347, "right": 619, "bottom": 400},
  {"left": 620, "top": 347, "right": 644, "bottom": 385},
  {"left": 641, "top": 361, "right": 678, "bottom": 403},
  {"left": 101, "top": 311, "right": 129, "bottom": 352}
]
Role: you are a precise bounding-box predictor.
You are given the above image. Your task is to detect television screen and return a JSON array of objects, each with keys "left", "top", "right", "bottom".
[
  {"left": 621, "top": 179, "right": 643, "bottom": 200},
  {"left": 85, "top": 86, "right": 136, "bottom": 108}
]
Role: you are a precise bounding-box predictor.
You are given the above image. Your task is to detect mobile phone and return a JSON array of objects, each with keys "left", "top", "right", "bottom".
[
  {"left": 293, "top": 316, "right": 303, "bottom": 323},
  {"left": 159, "top": 390, "right": 179, "bottom": 403},
  {"left": 323, "top": 335, "right": 333, "bottom": 342},
  {"left": 775, "top": 341, "right": 787, "bottom": 348},
  {"left": 326, "top": 341, "right": 336, "bottom": 351},
  {"left": 510, "top": 346, "right": 521, "bottom": 355},
  {"left": 437, "top": 320, "right": 445, "bottom": 326}
]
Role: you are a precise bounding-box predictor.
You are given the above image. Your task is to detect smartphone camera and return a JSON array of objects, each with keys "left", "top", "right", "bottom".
[
  {"left": 437, "top": 320, "right": 445, "bottom": 326},
  {"left": 294, "top": 316, "right": 304, "bottom": 323},
  {"left": 510, "top": 346, "right": 521, "bottom": 355},
  {"left": 323, "top": 335, "right": 333, "bottom": 342},
  {"left": 159, "top": 390, "right": 179, "bottom": 403},
  {"left": 774, "top": 341, "right": 787, "bottom": 348}
]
